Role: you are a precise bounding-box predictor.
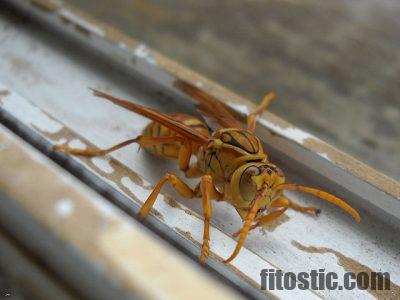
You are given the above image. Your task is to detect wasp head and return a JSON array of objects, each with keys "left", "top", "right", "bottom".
[{"left": 231, "top": 162, "right": 285, "bottom": 219}]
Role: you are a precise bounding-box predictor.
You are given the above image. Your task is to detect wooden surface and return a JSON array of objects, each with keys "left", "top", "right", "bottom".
[
  {"left": 1, "top": 1, "right": 400, "bottom": 299},
  {"left": 0, "top": 124, "right": 241, "bottom": 300}
]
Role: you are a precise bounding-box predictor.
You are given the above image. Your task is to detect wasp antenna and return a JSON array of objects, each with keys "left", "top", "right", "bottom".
[
  {"left": 89, "top": 87, "right": 102, "bottom": 96},
  {"left": 276, "top": 184, "right": 361, "bottom": 222},
  {"left": 90, "top": 88, "right": 122, "bottom": 105},
  {"left": 247, "top": 91, "right": 276, "bottom": 132},
  {"left": 255, "top": 91, "right": 275, "bottom": 114}
]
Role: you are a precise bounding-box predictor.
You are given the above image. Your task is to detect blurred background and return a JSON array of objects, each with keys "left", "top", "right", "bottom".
[{"left": 66, "top": 0, "right": 399, "bottom": 180}]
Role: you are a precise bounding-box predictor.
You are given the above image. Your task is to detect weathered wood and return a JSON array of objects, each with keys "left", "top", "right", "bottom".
[
  {"left": 0, "top": 1, "right": 399, "bottom": 299},
  {"left": 0, "top": 125, "right": 241, "bottom": 300}
]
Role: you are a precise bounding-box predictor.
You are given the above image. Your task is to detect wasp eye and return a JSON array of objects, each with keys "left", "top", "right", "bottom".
[
  {"left": 258, "top": 164, "right": 272, "bottom": 175},
  {"left": 274, "top": 166, "right": 284, "bottom": 177},
  {"left": 244, "top": 166, "right": 260, "bottom": 176},
  {"left": 240, "top": 166, "right": 260, "bottom": 202},
  {"left": 270, "top": 166, "right": 284, "bottom": 177}
]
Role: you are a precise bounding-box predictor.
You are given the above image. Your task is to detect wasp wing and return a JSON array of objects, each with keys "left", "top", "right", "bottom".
[
  {"left": 175, "top": 80, "right": 243, "bottom": 129},
  {"left": 91, "top": 89, "right": 209, "bottom": 145}
]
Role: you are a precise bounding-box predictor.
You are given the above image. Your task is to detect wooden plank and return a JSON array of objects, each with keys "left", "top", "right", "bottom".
[{"left": 0, "top": 124, "right": 241, "bottom": 300}]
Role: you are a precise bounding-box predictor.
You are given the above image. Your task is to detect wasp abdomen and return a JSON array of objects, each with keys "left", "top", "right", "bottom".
[{"left": 142, "top": 113, "right": 210, "bottom": 159}]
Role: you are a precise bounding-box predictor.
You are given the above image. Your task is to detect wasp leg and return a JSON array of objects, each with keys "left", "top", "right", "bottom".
[
  {"left": 138, "top": 173, "right": 195, "bottom": 219},
  {"left": 178, "top": 139, "right": 192, "bottom": 171},
  {"left": 247, "top": 91, "right": 275, "bottom": 132},
  {"left": 53, "top": 136, "right": 184, "bottom": 157},
  {"left": 139, "top": 173, "right": 222, "bottom": 264},
  {"left": 185, "top": 164, "right": 203, "bottom": 178},
  {"left": 197, "top": 175, "right": 223, "bottom": 264},
  {"left": 53, "top": 138, "right": 138, "bottom": 156},
  {"left": 272, "top": 194, "right": 320, "bottom": 215},
  {"left": 232, "top": 206, "right": 288, "bottom": 238}
]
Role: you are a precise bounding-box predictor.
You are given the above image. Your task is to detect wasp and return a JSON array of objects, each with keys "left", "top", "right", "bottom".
[{"left": 54, "top": 82, "right": 360, "bottom": 264}]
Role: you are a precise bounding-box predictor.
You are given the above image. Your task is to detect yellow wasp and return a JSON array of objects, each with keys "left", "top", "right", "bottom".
[{"left": 54, "top": 82, "right": 360, "bottom": 264}]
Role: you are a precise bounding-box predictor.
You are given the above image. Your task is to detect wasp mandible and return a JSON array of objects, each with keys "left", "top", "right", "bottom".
[{"left": 54, "top": 82, "right": 360, "bottom": 264}]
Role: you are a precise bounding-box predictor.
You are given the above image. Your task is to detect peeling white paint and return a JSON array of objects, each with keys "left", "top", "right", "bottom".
[
  {"left": 0, "top": 82, "right": 63, "bottom": 134},
  {"left": 54, "top": 138, "right": 68, "bottom": 145},
  {"left": 68, "top": 139, "right": 86, "bottom": 149},
  {"left": 55, "top": 198, "right": 75, "bottom": 218},
  {"left": 58, "top": 9, "right": 105, "bottom": 37},
  {"left": 121, "top": 176, "right": 148, "bottom": 201},
  {"left": 134, "top": 44, "right": 157, "bottom": 65},
  {"left": 259, "top": 118, "right": 317, "bottom": 144},
  {"left": 318, "top": 152, "right": 332, "bottom": 162},
  {"left": 91, "top": 157, "right": 114, "bottom": 174},
  {"left": 227, "top": 102, "right": 251, "bottom": 115},
  {"left": 121, "top": 176, "right": 136, "bottom": 193}
]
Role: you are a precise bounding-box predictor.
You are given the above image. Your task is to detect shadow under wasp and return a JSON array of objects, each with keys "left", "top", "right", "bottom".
[{"left": 54, "top": 81, "right": 360, "bottom": 264}]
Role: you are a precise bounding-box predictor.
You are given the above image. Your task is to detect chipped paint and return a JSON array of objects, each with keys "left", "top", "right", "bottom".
[
  {"left": 227, "top": 102, "right": 251, "bottom": 115},
  {"left": 134, "top": 44, "right": 157, "bottom": 65},
  {"left": 164, "top": 195, "right": 182, "bottom": 210},
  {"left": 54, "top": 197, "right": 75, "bottom": 218},
  {"left": 54, "top": 138, "right": 67, "bottom": 145},
  {"left": 0, "top": 83, "right": 63, "bottom": 134},
  {"left": 120, "top": 176, "right": 148, "bottom": 199},
  {"left": 91, "top": 157, "right": 114, "bottom": 174},
  {"left": 292, "top": 240, "right": 400, "bottom": 300},
  {"left": 317, "top": 152, "right": 332, "bottom": 162},
  {"left": 259, "top": 117, "right": 317, "bottom": 145},
  {"left": 174, "top": 227, "right": 194, "bottom": 240},
  {"left": 262, "top": 214, "right": 290, "bottom": 233},
  {"left": 68, "top": 139, "right": 86, "bottom": 149}
]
